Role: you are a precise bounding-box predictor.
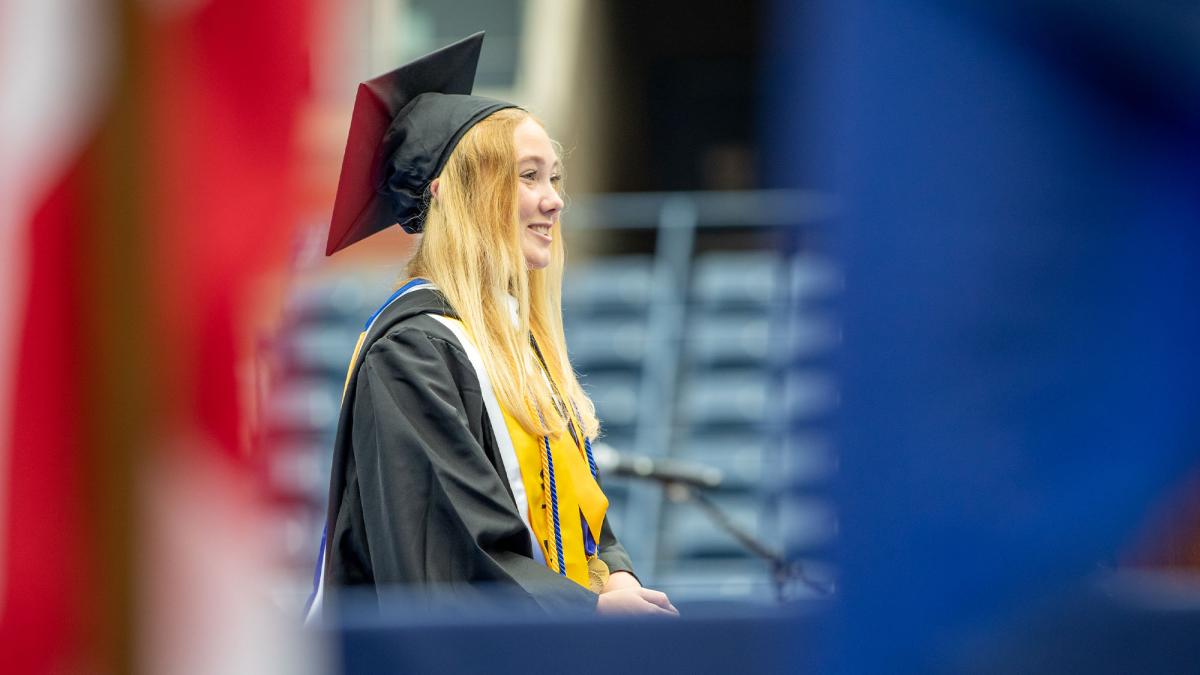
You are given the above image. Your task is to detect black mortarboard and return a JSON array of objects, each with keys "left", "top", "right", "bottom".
[{"left": 326, "top": 32, "right": 518, "bottom": 255}]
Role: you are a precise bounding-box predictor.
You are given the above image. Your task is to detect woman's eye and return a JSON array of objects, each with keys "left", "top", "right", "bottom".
[
  {"left": 521, "top": 171, "right": 536, "bottom": 180},
  {"left": 550, "top": 174, "right": 562, "bottom": 184}
]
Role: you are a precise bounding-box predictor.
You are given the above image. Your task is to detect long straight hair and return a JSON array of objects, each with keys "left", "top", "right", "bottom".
[{"left": 404, "top": 108, "right": 599, "bottom": 439}]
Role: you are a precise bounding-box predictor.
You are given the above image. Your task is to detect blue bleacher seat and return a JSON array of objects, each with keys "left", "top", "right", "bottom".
[
  {"left": 565, "top": 315, "right": 648, "bottom": 371},
  {"left": 659, "top": 494, "right": 764, "bottom": 560},
  {"left": 563, "top": 255, "right": 654, "bottom": 314},
  {"left": 691, "top": 252, "right": 785, "bottom": 309},
  {"left": 582, "top": 372, "right": 641, "bottom": 433},
  {"left": 784, "top": 370, "right": 837, "bottom": 422},
  {"left": 653, "top": 559, "right": 776, "bottom": 602},
  {"left": 790, "top": 254, "right": 840, "bottom": 306},
  {"left": 782, "top": 314, "right": 839, "bottom": 362},
  {"left": 285, "top": 275, "right": 383, "bottom": 326},
  {"left": 686, "top": 312, "right": 774, "bottom": 367},
  {"left": 283, "top": 325, "right": 363, "bottom": 377},
  {"left": 265, "top": 378, "right": 342, "bottom": 435},
  {"left": 681, "top": 369, "right": 778, "bottom": 429},
  {"left": 268, "top": 438, "right": 331, "bottom": 502},
  {"left": 772, "top": 431, "right": 837, "bottom": 491},
  {"left": 674, "top": 432, "right": 771, "bottom": 489},
  {"left": 773, "top": 494, "right": 837, "bottom": 553}
]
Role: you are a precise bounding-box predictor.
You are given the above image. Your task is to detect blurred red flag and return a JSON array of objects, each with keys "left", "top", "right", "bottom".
[
  {"left": 0, "top": 1, "right": 313, "bottom": 672},
  {"left": 145, "top": 0, "right": 311, "bottom": 456},
  {"left": 0, "top": 2, "right": 114, "bottom": 671}
]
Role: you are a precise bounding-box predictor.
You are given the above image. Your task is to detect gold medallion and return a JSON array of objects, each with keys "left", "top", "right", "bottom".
[{"left": 587, "top": 554, "right": 611, "bottom": 593}]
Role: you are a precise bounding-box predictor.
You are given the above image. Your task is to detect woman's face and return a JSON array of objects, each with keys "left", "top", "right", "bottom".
[{"left": 514, "top": 118, "right": 564, "bottom": 270}]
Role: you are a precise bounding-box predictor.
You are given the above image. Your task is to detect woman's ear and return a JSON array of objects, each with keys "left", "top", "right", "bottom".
[{"left": 429, "top": 178, "right": 441, "bottom": 200}]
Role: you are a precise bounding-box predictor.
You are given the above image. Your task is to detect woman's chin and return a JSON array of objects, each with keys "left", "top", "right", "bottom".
[
  {"left": 523, "top": 245, "right": 552, "bottom": 270},
  {"left": 525, "top": 255, "right": 551, "bottom": 270}
]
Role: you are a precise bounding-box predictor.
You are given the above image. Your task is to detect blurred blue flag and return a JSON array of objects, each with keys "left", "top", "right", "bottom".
[{"left": 771, "top": 0, "right": 1200, "bottom": 670}]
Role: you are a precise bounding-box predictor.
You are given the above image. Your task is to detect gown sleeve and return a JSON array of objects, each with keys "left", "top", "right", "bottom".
[
  {"left": 351, "top": 326, "right": 599, "bottom": 613},
  {"left": 597, "top": 518, "right": 638, "bottom": 583}
]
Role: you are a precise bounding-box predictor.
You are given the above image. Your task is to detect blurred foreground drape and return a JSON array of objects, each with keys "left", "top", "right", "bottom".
[
  {"left": 800, "top": 1, "right": 1200, "bottom": 671},
  {"left": 0, "top": 1, "right": 312, "bottom": 672}
]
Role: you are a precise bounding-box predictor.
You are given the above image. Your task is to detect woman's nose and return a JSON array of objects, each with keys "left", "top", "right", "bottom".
[{"left": 542, "top": 187, "right": 564, "bottom": 215}]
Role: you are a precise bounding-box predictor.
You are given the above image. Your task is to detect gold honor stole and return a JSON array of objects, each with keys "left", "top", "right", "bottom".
[{"left": 499, "top": 400, "right": 609, "bottom": 590}]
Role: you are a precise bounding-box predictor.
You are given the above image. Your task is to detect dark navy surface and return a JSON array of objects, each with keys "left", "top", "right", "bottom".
[{"left": 330, "top": 599, "right": 817, "bottom": 675}]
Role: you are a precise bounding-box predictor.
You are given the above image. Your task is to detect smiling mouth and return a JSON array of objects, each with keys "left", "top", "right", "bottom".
[{"left": 528, "top": 223, "right": 553, "bottom": 239}]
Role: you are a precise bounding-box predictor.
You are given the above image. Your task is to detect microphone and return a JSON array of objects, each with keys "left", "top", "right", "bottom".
[{"left": 591, "top": 442, "right": 724, "bottom": 489}]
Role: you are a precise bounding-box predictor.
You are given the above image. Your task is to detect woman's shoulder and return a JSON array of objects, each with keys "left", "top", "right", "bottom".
[
  {"left": 373, "top": 314, "right": 465, "bottom": 355},
  {"left": 352, "top": 286, "right": 478, "bottom": 382},
  {"left": 361, "top": 287, "right": 460, "bottom": 349},
  {"left": 353, "top": 316, "right": 478, "bottom": 400}
]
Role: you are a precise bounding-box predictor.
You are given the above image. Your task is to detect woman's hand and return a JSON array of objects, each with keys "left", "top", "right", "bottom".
[
  {"left": 596, "top": 587, "right": 679, "bottom": 617},
  {"left": 601, "top": 570, "right": 642, "bottom": 594}
]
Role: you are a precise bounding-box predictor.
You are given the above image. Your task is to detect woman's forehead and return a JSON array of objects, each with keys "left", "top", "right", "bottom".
[{"left": 514, "top": 119, "right": 560, "bottom": 166}]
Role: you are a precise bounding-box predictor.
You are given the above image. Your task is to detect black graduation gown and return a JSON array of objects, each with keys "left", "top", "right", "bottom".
[{"left": 321, "top": 287, "right": 635, "bottom": 614}]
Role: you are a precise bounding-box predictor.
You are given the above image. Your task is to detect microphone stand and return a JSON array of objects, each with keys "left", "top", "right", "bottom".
[{"left": 661, "top": 481, "right": 835, "bottom": 602}]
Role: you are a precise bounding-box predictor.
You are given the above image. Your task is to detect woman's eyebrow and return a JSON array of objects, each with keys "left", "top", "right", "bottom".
[{"left": 518, "top": 154, "right": 561, "bottom": 167}]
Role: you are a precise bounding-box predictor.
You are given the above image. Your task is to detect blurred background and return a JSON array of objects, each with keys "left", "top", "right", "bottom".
[{"left": 2, "top": 0, "right": 1200, "bottom": 673}]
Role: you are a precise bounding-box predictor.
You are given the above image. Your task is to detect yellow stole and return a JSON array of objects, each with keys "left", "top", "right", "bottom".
[{"left": 499, "top": 401, "right": 609, "bottom": 590}]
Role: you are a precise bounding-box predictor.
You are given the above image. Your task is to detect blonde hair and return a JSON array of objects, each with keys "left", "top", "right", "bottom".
[{"left": 404, "top": 108, "right": 598, "bottom": 439}]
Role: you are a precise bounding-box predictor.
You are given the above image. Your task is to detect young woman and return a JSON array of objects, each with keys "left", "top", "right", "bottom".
[{"left": 307, "top": 34, "right": 675, "bottom": 620}]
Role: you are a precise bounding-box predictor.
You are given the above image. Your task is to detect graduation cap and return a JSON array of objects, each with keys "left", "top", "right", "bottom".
[{"left": 326, "top": 32, "right": 518, "bottom": 255}]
